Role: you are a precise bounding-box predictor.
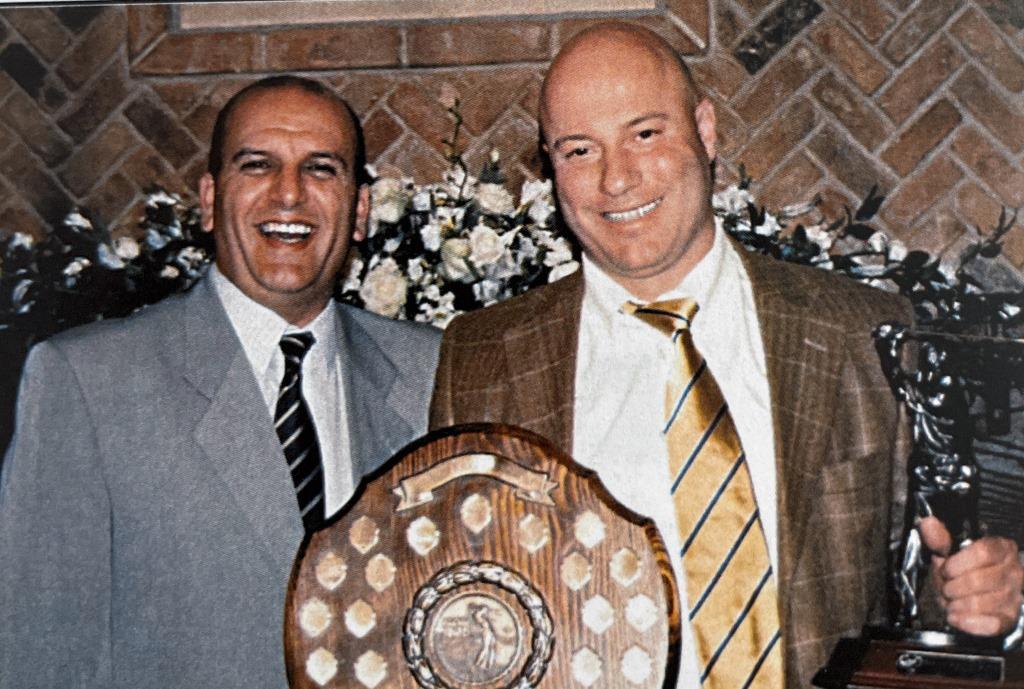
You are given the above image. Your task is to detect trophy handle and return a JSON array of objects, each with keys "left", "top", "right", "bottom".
[{"left": 392, "top": 452, "right": 559, "bottom": 511}]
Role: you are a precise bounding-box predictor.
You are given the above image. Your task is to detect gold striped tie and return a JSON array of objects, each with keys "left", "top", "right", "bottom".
[{"left": 624, "top": 298, "right": 783, "bottom": 689}]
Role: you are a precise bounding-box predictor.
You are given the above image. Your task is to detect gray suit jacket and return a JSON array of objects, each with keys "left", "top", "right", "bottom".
[
  {"left": 0, "top": 275, "right": 440, "bottom": 689},
  {"left": 431, "top": 246, "right": 914, "bottom": 688}
]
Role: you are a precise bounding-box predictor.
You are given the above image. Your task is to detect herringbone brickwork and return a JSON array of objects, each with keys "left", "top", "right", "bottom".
[{"left": 1, "top": 1, "right": 1022, "bottom": 264}]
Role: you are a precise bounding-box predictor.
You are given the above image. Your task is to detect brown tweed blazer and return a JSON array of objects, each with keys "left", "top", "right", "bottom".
[{"left": 430, "top": 243, "right": 915, "bottom": 688}]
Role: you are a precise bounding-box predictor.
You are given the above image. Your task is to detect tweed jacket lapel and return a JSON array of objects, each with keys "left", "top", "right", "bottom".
[
  {"left": 183, "top": 278, "right": 304, "bottom": 576},
  {"left": 501, "top": 270, "right": 584, "bottom": 454},
  {"left": 735, "top": 247, "right": 847, "bottom": 636}
]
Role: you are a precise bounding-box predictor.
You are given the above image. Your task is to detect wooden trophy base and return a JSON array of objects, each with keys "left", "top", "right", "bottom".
[{"left": 814, "top": 627, "right": 1024, "bottom": 688}]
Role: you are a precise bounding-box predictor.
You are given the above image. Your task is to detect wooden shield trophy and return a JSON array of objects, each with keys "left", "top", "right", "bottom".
[{"left": 284, "top": 423, "right": 680, "bottom": 689}]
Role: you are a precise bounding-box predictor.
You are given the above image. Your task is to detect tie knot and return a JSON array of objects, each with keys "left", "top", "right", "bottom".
[
  {"left": 623, "top": 298, "right": 699, "bottom": 337},
  {"left": 280, "top": 332, "right": 316, "bottom": 366}
]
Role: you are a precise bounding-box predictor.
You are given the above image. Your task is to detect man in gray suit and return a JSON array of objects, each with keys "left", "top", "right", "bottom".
[{"left": 0, "top": 76, "right": 439, "bottom": 688}]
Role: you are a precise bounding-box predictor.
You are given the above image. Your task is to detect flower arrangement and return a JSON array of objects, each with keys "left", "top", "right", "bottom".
[
  {"left": 0, "top": 191, "right": 212, "bottom": 343},
  {"left": 711, "top": 169, "right": 1021, "bottom": 332},
  {"left": 339, "top": 150, "right": 576, "bottom": 327}
]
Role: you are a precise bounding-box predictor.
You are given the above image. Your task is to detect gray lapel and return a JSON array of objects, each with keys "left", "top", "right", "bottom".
[
  {"left": 337, "top": 305, "right": 413, "bottom": 478},
  {"left": 737, "top": 247, "right": 845, "bottom": 612},
  {"left": 183, "top": 278, "right": 304, "bottom": 575}
]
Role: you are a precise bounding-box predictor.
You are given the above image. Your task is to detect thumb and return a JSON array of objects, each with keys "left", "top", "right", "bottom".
[{"left": 919, "top": 515, "right": 953, "bottom": 558}]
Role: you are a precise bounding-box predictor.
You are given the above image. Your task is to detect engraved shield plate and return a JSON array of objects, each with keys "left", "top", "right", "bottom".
[{"left": 285, "top": 423, "right": 681, "bottom": 689}]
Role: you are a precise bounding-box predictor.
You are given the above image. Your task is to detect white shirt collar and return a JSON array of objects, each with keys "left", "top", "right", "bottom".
[
  {"left": 209, "top": 265, "right": 339, "bottom": 379},
  {"left": 582, "top": 225, "right": 727, "bottom": 320}
]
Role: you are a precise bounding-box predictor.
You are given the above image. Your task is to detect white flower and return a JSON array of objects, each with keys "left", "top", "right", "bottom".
[
  {"left": 63, "top": 257, "right": 90, "bottom": 277},
  {"left": 12, "top": 278, "right": 33, "bottom": 313},
  {"left": 342, "top": 258, "right": 363, "bottom": 293},
  {"left": 96, "top": 243, "right": 125, "bottom": 269},
  {"left": 160, "top": 265, "right": 180, "bottom": 279},
  {"left": 804, "top": 225, "right": 834, "bottom": 251},
  {"left": 475, "top": 182, "right": 515, "bottom": 215},
  {"left": 407, "top": 258, "right": 424, "bottom": 283},
  {"left": 473, "top": 278, "right": 502, "bottom": 305},
  {"left": 146, "top": 190, "right": 179, "bottom": 207},
  {"left": 359, "top": 258, "right": 408, "bottom": 318},
  {"left": 439, "top": 238, "right": 472, "bottom": 282},
  {"left": 64, "top": 211, "right": 92, "bottom": 231},
  {"left": 542, "top": 236, "right": 574, "bottom": 267},
  {"left": 855, "top": 263, "right": 887, "bottom": 277},
  {"left": 9, "top": 232, "right": 34, "bottom": 250},
  {"left": 165, "top": 217, "right": 183, "bottom": 239},
  {"left": 1000, "top": 304, "right": 1021, "bottom": 319},
  {"left": 548, "top": 260, "right": 580, "bottom": 283},
  {"left": 468, "top": 224, "right": 505, "bottom": 267},
  {"left": 888, "top": 239, "right": 907, "bottom": 262},
  {"left": 369, "top": 177, "right": 409, "bottom": 227},
  {"left": 517, "top": 236, "right": 538, "bottom": 262},
  {"left": 938, "top": 262, "right": 958, "bottom": 283},
  {"left": 779, "top": 200, "right": 818, "bottom": 218},
  {"left": 145, "top": 229, "right": 170, "bottom": 250},
  {"left": 113, "top": 236, "right": 140, "bottom": 260},
  {"left": 174, "top": 247, "right": 208, "bottom": 278},
  {"left": 520, "top": 178, "right": 552, "bottom": 206},
  {"left": 527, "top": 198, "right": 555, "bottom": 226},
  {"left": 420, "top": 222, "right": 442, "bottom": 252},
  {"left": 521, "top": 178, "right": 556, "bottom": 226},
  {"left": 753, "top": 213, "right": 781, "bottom": 237},
  {"left": 417, "top": 289, "right": 458, "bottom": 328},
  {"left": 412, "top": 190, "right": 432, "bottom": 212},
  {"left": 179, "top": 246, "right": 205, "bottom": 264},
  {"left": 384, "top": 237, "right": 401, "bottom": 254},
  {"left": 444, "top": 166, "right": 469, "bottom": 191},
  {"left": 712, "top": 185, "right": 754, "bottom": 216},
  {"left": 434, "top": 204, "right": 465, "bottom": 227},
  {"left": 488, "top": 252, "right": 521, "bottom": 281},
  {"left": 867, "top": 231, "right": 888, "bottom": 253}
]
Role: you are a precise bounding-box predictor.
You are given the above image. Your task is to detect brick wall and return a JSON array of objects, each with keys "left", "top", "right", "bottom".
[{"left": 1, "top": 1, "right": 1022, "bottom": 265}]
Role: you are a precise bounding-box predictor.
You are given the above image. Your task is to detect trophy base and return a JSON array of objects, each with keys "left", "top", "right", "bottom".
[{"left": 814, "top": 627, "right": 1024, "bottom": 688}]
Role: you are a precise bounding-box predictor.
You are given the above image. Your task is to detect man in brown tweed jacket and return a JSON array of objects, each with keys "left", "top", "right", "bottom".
[{"left": 430, "top": 22, "right": 1023, "bottom": 688}]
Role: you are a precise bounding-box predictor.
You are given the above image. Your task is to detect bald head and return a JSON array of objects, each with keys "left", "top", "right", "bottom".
[{"left": 540, "top": 22, "right": 700, "bottom": 136}]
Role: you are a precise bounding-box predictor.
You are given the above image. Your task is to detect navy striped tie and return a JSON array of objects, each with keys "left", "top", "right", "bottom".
[
  {"left": 624, "top": 298, "right": 783, "bottom": 689},
  {"left": 275, "top": 332, "right": 325, "bottom": 532}
]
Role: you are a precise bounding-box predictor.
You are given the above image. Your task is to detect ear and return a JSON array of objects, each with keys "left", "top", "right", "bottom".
[
  {"left": 352, "top": 183, "right": 370, "bottom": 242},
  {"left": 199, "top": 172, "right": 216, "bottom": 233},
  {"left": 694, "top": 98, "right": 717, "bottom": 162}
]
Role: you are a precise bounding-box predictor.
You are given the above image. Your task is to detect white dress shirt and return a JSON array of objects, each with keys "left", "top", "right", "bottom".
[
  {"left": 572, "top": 228, "right": 777, "bottom": 689},
  {"left": 211, "top": 266, "right": 355, "bottom": 517}
]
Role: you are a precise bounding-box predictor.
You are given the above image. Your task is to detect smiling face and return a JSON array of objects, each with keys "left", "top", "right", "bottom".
[
  {"left": 199, "top": 85, "right": 368, "bottom": 326},
  {"left": 541, "top": 27, "right": 717, "bottom": 300}
]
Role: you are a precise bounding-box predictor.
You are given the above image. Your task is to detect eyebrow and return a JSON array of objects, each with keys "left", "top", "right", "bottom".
[
  {"left": 628, "top": 112, "right": 669, "bottom": 127},
  {"left": 551, "top": 112, "right": 671, "bottom": 149},
  {"left": 231, "top": 148, "right": 348, "bottom": 167}
]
